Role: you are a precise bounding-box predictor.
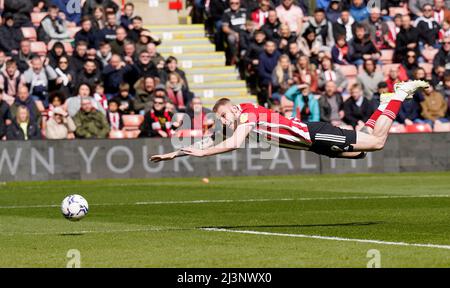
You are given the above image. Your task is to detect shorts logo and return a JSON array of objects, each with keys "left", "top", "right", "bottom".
[{"left": 240, "top": 113, "right": 248, "bottom": 124}]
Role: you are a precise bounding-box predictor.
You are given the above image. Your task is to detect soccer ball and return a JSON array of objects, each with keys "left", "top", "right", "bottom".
[{"left": 61, "top": 195, "right": 89, "bottom": 221}]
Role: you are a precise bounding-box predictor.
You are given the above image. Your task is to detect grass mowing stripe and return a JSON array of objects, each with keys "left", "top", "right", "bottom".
[
  {"left": 201, "top": 228, "right": 450, "bottom": 251},
  {"left": 0, "top": 227, "right": 192, "bottom": 236},
  {"left": 0, "top": 194, "right": 449, "bottom": 209}
]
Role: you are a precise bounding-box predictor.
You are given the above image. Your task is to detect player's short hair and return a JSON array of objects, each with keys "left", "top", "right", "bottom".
[{"left": 213, "top": 98, "right": 231, "bottom": 112}]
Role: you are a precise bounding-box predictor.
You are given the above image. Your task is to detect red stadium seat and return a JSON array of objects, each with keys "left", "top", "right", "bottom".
[
  {"left": 382, "top": 64, "right": 400, "bottom": 77},
  {"left": 21, "top": 27, "right": 37, "bottom": 41},
  {"left": 419, "top": 63, "right": 433, "bottom": 79},
  {"left": 389, "top": 124, "right": 406, "bottom": 133},
  {"left": 389, "top": 6, "right": 408, "bottom": 17},
  {"left": 30, "top": 41, "right": 48, "bottom": 56},
  {"left": 433, "top": 122, "right": 450, "bottom": 132},
  {"left": 122, "top": 115, "right": 144, "bottom": 129},
  {"left": 339, "top": 65, "right": 358, "bottom": 77},
  {"left": 422, "top": 48, "right": 439, "bottom": 64},
  {"left": 176, "top": 129, "right": 203, "bottom": 138},
  {"left": 380, "top": 49, "right": 394, "bottom": 64},
  {"left": 124, "top": 130, "right": 141, "bottom": 139},
  {"left": 404, "top": 123, "right": 433, "bottom": 133},
  {"left": 31, "top": 12, "right": 48, "bottom": 27},
  {"left": 109, "top": 130, "right": 126, "bottom": 139},
  {"left": 63, "top": 42, "right": 74, "bottom": 55}
]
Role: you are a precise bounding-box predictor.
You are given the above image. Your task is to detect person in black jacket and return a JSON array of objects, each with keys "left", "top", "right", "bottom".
[
  {"left": 343, "top": 83, "right": 376, "bottom": 129},
  {"left": 6, "top": 105, "right": 41, "bottom": 140},
  {"left": 159, "top": 56, "right": 189, "bottom": 91},
  {"left": 414, "top": 4, "right": 441, "bottom": 48},
  {"left": 394, "top": 15, "right": 420, "bottom": 63},
  {"left": 209, "top": 0, "right": 229, "bottom": 51},
  {"left": 347, "top": 24, "right": 380, "bottom": 66},
  {"left": 75, "top": 17, "right": 101, "bottom": 49},
  {"left": 12, "top": 40, "right": 37, "bottom": 73},
  {"left": 261, "top": 9, "right": 281, "bottom": 41},
  {"left": 0, "top": 13, "right": 24, "bottom": 56},
  {"left": 125, "top": 50, "right": 160, "bottom": 92},
  {"left": 75, "top": 60, "right": 102, "bottom": 89},
  {"left": 69, "top": 41, "right": 89, "bottom": 73},
  {"left": 4, "top": 0, "right": 34, "bottom": 27},
  {"left": 102, "top": 54, "right": 133, "bottom": 98},
  {"left": 139, "top": 95, "right": 178, "bottom": 138},
  {"left": 47, "top": 42, "right": 67, "bottom": 68},
  {"left": 433, "top": 37, "right": 450, "bottom": 71}
]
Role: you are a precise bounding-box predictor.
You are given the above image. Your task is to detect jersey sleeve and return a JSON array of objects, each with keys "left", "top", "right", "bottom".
[{"left": 238, "top": 104, "right": 258, "bottom": 127}]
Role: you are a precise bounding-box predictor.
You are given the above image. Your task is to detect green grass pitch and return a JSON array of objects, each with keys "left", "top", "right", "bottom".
[{"left": 1, "top": 172, "right": 450, "bottom": 267}]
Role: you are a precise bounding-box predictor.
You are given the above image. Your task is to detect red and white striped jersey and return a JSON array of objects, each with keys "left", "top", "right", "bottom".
[{"left": 238, "top": 103, "right": 312, "bottom": 150}]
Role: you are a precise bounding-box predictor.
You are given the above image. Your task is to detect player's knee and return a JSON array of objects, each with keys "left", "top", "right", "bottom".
[{"left": 372, "top": 137, "right": 385, "bottom": 151}]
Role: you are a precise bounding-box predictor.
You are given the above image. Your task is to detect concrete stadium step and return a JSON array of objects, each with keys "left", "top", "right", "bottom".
[
  {"left": 184, "top": 66, "right": 236, "bottom": 75},
  {"left": 190, "top": 81, "right": 247, "bottom": 90},
  {"left": 186, "top": 73, "right": 239, "bottom": 82},
  {"left": 179, "top": 58, "right": 225, "bottom": 68},
  {"left": 162, "top": 52, "right": 224, "bottom": 61},
  {"left": 159, "top": 38, "right": 211, "bottom": 46},
  {"left": 147, "top": 24, "right": 204, "bottom": 32},
  {"left": 201, "top": 96, "right": 256, "bottom": 106},
  {"left": 157, "top": 44, "right": 215, "bottom": 54},
  {"left": 153, "top": 30, "right": 206, "bottom": 39},
  {"left": 191, "top": 88, "right": 249, "bottom": 98}
]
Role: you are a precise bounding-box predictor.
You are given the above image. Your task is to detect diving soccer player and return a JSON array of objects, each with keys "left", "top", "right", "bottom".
[{"left": 150, "top": 81, "right": 429, "bottom": 162}]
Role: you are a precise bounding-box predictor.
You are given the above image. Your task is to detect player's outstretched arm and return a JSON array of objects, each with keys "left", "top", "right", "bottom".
[
  {"left": 181, "top": 124, "right": 253, "bottom": 158},
  {"left": 149, "top": 135, "right": 216, "bottom": 163}
]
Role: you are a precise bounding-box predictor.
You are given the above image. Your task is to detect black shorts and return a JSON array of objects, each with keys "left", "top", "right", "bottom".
[{"left": 307, "top": 122, "right": 357, "bottom": 158}]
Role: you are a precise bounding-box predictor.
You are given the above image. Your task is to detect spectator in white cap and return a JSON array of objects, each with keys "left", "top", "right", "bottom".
[{"left": 46, "top": 106, "right": 76, "bottom": 139}]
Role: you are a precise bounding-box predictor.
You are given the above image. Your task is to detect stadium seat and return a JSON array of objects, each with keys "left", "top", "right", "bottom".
[
  {"left": 433, "top": 122, "right": 450, "bottom": 132},
  {"left": 382, "top": 64, "right": 400, "bottom": 77},
  {"left": 419, "top": 63, "right": 433, "bottom": 79},
  {"left": 389, "top": 6, "right": 408, "bottom": 17},
  {"left": 63, "top": 42, "right": 74, "bottom": 55},
  {"left": 124, "top": 130, "right": 141, "bottom": 139},
  {"left": 422, "top": 48, "right": 439, "bottom": 64},
  {"left": 21, "top": 27, "right": 37, "bottom": 41},
  {"left": 389, "top": 124, "right": 406, "bottom": 133},
  {"left": 176, "top": 129, "right": 203, "bottom": 138},
  {"left": 30, "top": 41, "right": 48, "bottom": 56},
  {"left": 109, "top": 130, "right": 126, "bottom": 139},
  {"left": 122, "top": 115, "right": 144, "bottom": 129},
  {"left": 31, "top": 12, "right": 48, "bottom": 27},
  {"left": 404, "top": 123, "right": 433, "bottom": 133},
  {"left": 339, "top": 65, "right": 358, "bottom": 77},
  {"left": 380, "top": 49, "right": 394, "bottom": 64}
]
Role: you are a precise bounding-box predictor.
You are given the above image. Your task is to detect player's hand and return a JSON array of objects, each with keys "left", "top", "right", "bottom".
[
  {"left": 149, "top": 152, "right": 177, "bottom": 163},
  {"left": 181, "top": 147, "right": 206, "bottom": 157}
]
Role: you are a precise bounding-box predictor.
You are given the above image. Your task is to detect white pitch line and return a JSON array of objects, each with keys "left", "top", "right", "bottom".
[
  {"left": 201, "top": 228, "right": 450, "bottom": 251},
  {"left": 0, "top": 194, "right": 449, "bottom": 209}
]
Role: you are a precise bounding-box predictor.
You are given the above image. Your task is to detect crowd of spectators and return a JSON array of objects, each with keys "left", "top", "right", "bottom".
[
  {"left": 0, "top": 0, "right": 213, "bottom": 141},
  {"left": 196, "top": 0, "right": 450, "bottom": 129},
  {"left": 0, "top": 0, "right": 449, "bottom": 142}
]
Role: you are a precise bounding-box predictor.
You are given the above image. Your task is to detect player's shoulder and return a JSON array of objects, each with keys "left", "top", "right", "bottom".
[{"left": 239, "top": 103, "right": 258, "bottom": 111}]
